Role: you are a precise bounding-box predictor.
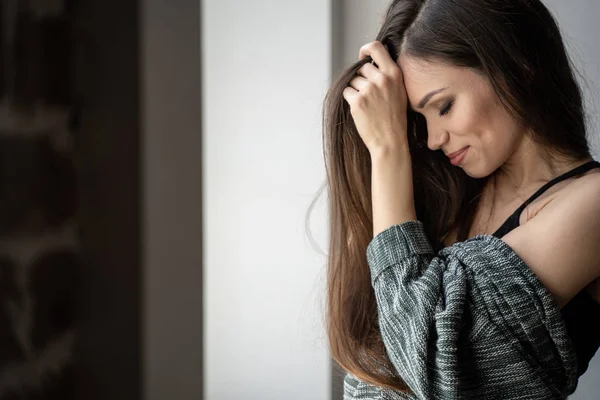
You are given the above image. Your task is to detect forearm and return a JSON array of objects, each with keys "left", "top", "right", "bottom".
[
  {"left": 370, "top": 148, "right": 416, "bottom": 237},
  {"left": 365, "top": 221, "right": 578, "bottom": 399}
]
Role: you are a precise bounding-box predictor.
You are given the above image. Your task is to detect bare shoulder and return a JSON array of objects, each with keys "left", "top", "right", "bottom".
[
  {"left": 523, "top": 168, "right": 600, "bottom": 216},
  {"left": 502, "top": 170, "right": 600, "bottom": 308},
  {"left": 558, "top": 167, "right": 600, "bottom": 195},
  {"left": 541, "top": 169, "right": 600, "bottom": 211}
]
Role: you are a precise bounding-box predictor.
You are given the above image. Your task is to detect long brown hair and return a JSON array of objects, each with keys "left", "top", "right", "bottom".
[{"left": 310, "top": 0, "right": 592, "bottom": 393}]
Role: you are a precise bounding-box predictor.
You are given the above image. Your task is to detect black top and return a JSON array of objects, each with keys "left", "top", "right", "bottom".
[{"left": 491, "top": 160, "right": 600, "bottom": 378}]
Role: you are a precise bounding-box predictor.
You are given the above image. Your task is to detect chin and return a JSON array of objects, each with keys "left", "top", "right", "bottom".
[
  {"left": 462, "top": 163, "right": 496, "bottom": 179},
  {"left": 461, "top": 167, "right": 482, "bottom": 178},
  {"left": 459, "top": 160, "right": 492, "bottom": 179}
]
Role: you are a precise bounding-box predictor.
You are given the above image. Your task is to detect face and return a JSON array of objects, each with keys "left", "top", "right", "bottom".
[{"left": 397, "top": 56, "right": 526, "bottom": 178}]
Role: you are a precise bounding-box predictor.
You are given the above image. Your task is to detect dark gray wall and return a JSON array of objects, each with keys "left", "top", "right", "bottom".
[
  {"left": 75, "top": 0, "right": 203, "bottom": 398},
  {"left": 75, "top": 0, "right": 142, "bottom": 398},
  {"left": 142, "top": 0, "right": 203, "bottom": 398}
]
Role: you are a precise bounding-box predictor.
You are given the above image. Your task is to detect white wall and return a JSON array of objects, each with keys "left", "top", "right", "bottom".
[
  {"left": 202, "top": 1, "right": 331, "bottom": 399},
  {"left": 543, "top": 0, "right": 600, "bottom": 159},
  {"left": 332, "top": 0, "right": 390, "bottom": 77}
]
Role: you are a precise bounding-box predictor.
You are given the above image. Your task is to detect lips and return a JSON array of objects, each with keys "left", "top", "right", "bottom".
[{"left": 446, "top": 146, "right": 469, "bottom": 159}]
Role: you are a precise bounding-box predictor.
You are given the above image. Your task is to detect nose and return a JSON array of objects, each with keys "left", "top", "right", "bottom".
[{"left": 427, "top": 129, "right": 449, "bottom": 151}]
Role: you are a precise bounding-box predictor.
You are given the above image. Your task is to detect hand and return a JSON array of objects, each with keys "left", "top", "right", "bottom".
[{"left": 342, "top": 41, "right": 409, "bottom": 156}]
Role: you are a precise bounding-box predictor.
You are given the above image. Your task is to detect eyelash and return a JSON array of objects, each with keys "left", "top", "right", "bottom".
[{"left": 439, "top": 99, "right": 454, "bottom": 116}]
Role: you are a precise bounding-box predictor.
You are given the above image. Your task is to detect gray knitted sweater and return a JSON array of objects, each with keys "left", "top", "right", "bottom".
[{"left": 343, "top": 220, "right": 578, "bottom": 400}]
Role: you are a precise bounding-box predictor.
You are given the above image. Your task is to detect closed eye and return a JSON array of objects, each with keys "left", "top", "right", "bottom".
[{"left": 439, "top": 99, "right": 454, "bottom": 116}]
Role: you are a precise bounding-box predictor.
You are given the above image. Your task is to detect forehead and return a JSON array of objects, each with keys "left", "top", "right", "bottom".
[
  {"left": 397, "top": 56, "right": 476, "bottom": 102},
  {"left": 397, "top": 56, "right": 454, "bottom": 88}
]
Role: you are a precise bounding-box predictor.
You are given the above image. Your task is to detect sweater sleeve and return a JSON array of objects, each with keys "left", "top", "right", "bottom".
[
  {"left": 343, "top": 372, "right": 416, "bottom": 400},
  {"left": 366, "top": 220, "right": 578, "bottom": 400}
]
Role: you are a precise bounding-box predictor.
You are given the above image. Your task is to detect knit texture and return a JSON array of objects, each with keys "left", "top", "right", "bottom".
[{"left": 343, "top": 220, "right": 578, "bottom": 400}]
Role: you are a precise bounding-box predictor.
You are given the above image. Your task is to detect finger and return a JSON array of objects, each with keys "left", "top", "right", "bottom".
[
  {"left": 348, "top": 76, "right": 369, "bottom": 91},
  {"left": 342, "top": 86, "right": 359, "bottom": 105},
  {"left": 356, "top": 62, "right": 379, "bottom": 80},
  {"left": 358, "top": 41, "right": 376, "bottom": 60},
  {"left": 359, "top": 41, "right": 396, "bottom": 74}
]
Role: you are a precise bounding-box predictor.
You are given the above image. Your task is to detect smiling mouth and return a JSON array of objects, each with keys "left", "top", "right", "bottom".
[
  {"left": 446, "top": 146, "right": 469, "bottom": 159},
  {"left": 448, "top": 147, "right": 469, "bottom": 166}
]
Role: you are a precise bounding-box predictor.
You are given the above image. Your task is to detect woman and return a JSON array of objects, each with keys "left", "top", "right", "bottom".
[{"left": 321, "top": 0, "right": 600, "bottom": 398}]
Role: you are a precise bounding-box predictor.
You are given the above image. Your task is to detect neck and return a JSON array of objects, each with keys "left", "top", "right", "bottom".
[{"left": 493, "top": 135, "right": 591, "bottom": 202}]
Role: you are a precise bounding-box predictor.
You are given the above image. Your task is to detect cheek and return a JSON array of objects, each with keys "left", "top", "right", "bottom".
[
  {"left": 473, "top": 110, "right": 523, "bottom": 172},
  {"left": 449, "top": 100, "right": 506, "bottom": 175},
  {"left": 448, "top": 102, "right": 482, "bottom": 137},
  {"left": 452, "top": 93, "right": 506, "bottom": 145}
]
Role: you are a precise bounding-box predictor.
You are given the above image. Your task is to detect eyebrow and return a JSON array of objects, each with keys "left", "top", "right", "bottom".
[{"left": 415, "top": 87, "right": 447, "bottom": 109}]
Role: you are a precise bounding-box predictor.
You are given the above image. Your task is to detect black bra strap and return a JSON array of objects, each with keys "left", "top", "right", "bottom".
[
  {"left": 492, "top": 160, "right": 600, "bottom": 237},
  {"left": 515, "top": 160, "right": 600, "bottom": 209}
]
